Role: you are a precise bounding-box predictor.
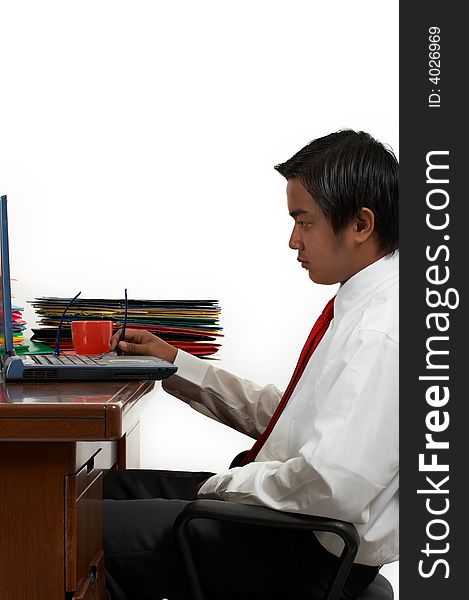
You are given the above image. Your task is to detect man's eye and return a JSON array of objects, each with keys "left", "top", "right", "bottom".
[{"left": 298, "top": 221, "right": 309, "bottom": 228}]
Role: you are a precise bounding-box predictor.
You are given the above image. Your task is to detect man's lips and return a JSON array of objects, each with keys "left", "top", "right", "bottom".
[{"left": 297, "top": 258, "right": 309, "bottom": 268}]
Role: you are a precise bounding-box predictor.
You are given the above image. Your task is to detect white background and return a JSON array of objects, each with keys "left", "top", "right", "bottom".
[{"left": 0, "top": 1, "right": 398, "bottom": 595}]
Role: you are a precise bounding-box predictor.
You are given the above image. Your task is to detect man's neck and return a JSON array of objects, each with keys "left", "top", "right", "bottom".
[{"left": 339, "top": 249, "right": 390, "bottom": 286}]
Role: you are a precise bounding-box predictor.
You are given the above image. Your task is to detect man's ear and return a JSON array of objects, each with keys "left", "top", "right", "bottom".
[{"left": 354, "top": 208, "right": 375, "bottom": 243}]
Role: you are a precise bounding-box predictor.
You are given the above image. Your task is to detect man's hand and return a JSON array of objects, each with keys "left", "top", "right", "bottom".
[{"left": 110, "top": 329, "right": 178, "bottom": 363}]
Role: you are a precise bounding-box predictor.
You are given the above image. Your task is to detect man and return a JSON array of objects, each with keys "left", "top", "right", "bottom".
[{"left": 103, "top": 129, "right": 399, "bottom": 600}]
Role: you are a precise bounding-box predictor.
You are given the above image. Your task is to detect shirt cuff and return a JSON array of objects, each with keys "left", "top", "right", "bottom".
[{"left": 172, "top": 348, "right": 211, "bottom": 388}]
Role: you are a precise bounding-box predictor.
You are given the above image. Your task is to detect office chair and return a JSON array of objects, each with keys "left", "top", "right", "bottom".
[{"left": 174, "top": 500, "right": 393, "bottom": 600}]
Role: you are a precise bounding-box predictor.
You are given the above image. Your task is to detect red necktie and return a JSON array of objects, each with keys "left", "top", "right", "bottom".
[{"left": 240, "top": 296, "right": 335, "bottom": 466}]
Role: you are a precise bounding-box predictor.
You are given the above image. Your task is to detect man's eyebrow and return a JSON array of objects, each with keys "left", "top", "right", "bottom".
[{"left": 289, "top": 209, "right": 309, "bottom": 218}]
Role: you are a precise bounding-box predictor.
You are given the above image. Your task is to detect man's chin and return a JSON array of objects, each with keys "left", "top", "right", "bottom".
[{"left": 308, "top": 270, "right": 336, "bottom": 286}]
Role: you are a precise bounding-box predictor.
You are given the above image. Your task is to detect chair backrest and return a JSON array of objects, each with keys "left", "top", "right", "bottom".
[{"left": 356, "top": 574, "right": 394, "bottom": 600}]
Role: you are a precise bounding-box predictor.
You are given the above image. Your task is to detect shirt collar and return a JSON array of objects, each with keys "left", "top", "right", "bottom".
[{"left": 333, "top": 252, "right": 399, "bottom": 321}]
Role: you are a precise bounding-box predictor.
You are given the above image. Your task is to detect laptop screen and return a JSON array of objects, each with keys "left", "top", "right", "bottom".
[{"left": 1, "top": 195, "right": 15, "bottom": 356}]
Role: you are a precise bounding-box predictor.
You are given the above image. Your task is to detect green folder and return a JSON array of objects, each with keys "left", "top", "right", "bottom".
[{"left": 15, "top": 341, "right": 55, "bottom": 355}]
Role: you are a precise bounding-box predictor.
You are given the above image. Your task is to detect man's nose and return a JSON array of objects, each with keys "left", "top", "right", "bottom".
[{"left": 289, "top": 229, "right": 304, "bottom": 251}]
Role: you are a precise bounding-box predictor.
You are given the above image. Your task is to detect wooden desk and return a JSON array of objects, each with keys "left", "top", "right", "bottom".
[{"left": 0, "top": 377, "right": 155, "bottom": 600}]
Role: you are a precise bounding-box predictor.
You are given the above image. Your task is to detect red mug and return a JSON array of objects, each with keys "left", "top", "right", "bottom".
[{"left": 71, "top": 321, "right": 113, "bottom": 355}]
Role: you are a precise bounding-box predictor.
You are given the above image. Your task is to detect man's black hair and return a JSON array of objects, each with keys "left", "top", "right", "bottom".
[{"left": 274, "top": 129, "right": 399, "bottom": 254}]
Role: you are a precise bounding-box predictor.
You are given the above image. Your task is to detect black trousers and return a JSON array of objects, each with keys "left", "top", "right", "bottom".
[{"left": 103, "top": 469, "right": 379, "bottom": 600}]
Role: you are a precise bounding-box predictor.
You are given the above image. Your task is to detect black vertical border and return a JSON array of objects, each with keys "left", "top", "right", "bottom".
[{"left": 400, "top": 2, "right": 466, "bottom": 598}]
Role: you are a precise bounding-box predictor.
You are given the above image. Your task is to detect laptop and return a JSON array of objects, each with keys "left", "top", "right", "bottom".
[{"left": 1, "top": 195, "right": 178, "bottom": 381}]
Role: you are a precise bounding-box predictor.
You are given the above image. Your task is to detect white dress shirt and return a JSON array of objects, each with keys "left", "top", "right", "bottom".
[{"left": 162, "top": 254, "right": 399, "bottom": 566}]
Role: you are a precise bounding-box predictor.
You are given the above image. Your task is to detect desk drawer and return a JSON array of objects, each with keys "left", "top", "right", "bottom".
[{"left": 65, "top": 443, "right": 116, "bottom": 593}]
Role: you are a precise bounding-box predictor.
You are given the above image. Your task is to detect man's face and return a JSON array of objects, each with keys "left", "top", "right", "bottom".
[{"left": 287, "top": 178, "right": 358, "bottom": 285}]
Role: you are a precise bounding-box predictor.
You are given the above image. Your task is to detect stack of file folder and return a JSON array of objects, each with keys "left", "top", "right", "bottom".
[
  {"left": 11, "top": 304, "right": 28, "bottom": 351},
  {"left": 29, "top": 297, "right": 223, "bottom": 358},
  {"left": 1, "top": 279, "right": 30, "bottom": 353}
]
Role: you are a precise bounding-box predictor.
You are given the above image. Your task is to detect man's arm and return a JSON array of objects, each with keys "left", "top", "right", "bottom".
[
  {"left": 110, "top": 328, "right": 283, "bottom": 438},
  {"left": 163, "top": 349, "right": 283, "bottom": 438}
]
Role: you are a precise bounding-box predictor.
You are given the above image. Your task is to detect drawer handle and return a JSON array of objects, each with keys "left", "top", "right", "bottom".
[
  {"left": 86, "top": 456, "right": 95, "bottom": 474},
  {"left": 88, "top": 564, "right": 97, "bottom": 583}
]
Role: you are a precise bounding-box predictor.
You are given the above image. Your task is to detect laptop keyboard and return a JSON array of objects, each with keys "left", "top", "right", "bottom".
[{"left": 29, "top": 354, "right": 103, "bottom": 366}]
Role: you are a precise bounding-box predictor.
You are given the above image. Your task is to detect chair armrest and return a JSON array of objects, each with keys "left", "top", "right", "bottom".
[
  {"left": 175, "top": 498, "right": 359, "bottom": 544},
  {"left": 174, "top": 499, "right": 360, "bottom": 600}
]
